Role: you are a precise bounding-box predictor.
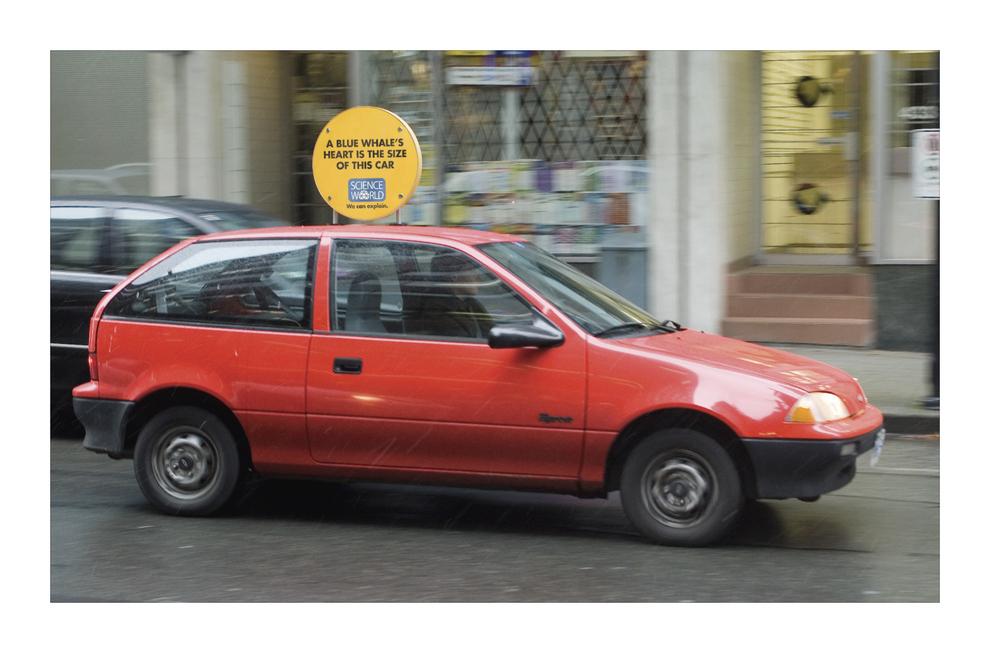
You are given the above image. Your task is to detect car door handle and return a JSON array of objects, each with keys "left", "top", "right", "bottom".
[{"left": 333, "top": 357, "right": 363, "bottom": 374}]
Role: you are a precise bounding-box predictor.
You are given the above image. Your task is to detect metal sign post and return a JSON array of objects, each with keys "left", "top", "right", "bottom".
[{"left": 910, "top": 82, "right": 939, "bottom": 409}]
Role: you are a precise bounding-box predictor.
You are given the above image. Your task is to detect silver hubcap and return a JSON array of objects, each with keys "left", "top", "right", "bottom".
[
  {"left": 642, "top": 451, "right": 717, "bottom": 528},
  {"left": 152, "top": 429, "right": 220, "bottom": 500}
]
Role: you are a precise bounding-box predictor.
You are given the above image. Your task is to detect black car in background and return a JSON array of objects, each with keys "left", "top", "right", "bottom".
[{"left": 51, "top": 196, "right": 287, "bottom": 427}]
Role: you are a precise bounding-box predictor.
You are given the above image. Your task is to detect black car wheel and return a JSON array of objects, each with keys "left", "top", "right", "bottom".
[
  {"left": 134, "top": 406, "right": 243, "bottom": 515},
  {"left": 620, "top": 428, "right": 743, "bottom": 546}
]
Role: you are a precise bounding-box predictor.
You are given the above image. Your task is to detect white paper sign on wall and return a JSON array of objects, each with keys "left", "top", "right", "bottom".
[{"left": 912, "top": 129, "right": 940, "bottom": 199}]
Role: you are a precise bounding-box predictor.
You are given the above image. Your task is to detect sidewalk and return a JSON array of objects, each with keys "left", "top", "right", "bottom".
[{"left": 772, "top": 345, "right": 940, "bottom": 436}]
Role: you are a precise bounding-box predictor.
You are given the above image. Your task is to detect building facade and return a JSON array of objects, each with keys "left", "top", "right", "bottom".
[{"left": 50, "top": 50, "right": 939, "bottom": 351}]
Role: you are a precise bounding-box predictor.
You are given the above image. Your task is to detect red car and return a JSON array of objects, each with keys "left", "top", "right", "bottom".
[{"left": 73, "top": 225, "right": 884, "bottom": 546}]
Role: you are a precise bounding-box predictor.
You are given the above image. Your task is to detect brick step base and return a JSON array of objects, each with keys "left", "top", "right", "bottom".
[
  {"left": 728, "top": 273, "right": 872, "bottom": 296},
  {"left": 721, "top": 317, "right": 874, "bottom": 347},
  {"left": 727, "top": 293, "right": 873, "bottom": 319}
]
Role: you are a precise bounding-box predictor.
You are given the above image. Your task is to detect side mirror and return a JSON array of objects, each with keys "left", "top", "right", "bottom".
[{"left": 488, "top": 316, "right": 564, "bottom": 349}]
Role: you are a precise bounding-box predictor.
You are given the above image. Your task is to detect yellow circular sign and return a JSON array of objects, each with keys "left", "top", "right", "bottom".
[{"left": 311, "top": 106, "right": 423, "bottom": 221}]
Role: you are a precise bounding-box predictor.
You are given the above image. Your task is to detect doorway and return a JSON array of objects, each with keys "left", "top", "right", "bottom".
[{"left": 760, "top": 51, "right": 870, "bottom": 263}]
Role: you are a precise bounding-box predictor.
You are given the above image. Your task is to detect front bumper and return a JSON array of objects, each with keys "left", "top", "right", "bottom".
[
  {"left": 741, "top": 426, "right": 885, "bottom": 499},
  {"left": 74, "top": 397, "right": 135, "bottom": 458}
]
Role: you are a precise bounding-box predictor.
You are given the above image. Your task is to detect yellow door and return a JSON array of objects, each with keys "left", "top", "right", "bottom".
[{"left": 761, "top": 51, "right": 869, "bottom": 257}]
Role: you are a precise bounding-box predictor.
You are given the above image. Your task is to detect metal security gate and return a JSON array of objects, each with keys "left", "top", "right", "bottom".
[
  {"left": 518, "top": 53, "right": 647, "bottom": 162},
  {"left": 437, "top": 52, "right": 647, "bottom": 165}
]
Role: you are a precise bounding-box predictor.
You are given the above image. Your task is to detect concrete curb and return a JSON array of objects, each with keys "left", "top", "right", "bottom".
[
  {"left": 884, "top": 433, "right": 939, "bottom": 442},
  {"left": 883, "top": 413, "right": 940, "bottom": 436}
]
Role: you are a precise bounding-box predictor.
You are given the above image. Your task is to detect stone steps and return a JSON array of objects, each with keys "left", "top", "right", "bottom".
[{"left": 722, "top": 268, "right": 875, "bottom": 347}]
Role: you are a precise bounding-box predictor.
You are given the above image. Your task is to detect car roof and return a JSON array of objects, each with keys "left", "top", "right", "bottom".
[
  {"left": 50, "top": 195, "right": 277, "bottom": 216},
  {"left": 194, "top": 224, "right": 527, "bottom": 246}
]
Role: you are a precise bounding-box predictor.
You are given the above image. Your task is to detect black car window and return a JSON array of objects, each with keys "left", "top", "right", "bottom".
[
  {"left": 51, "top": 206, "right": 109, "bottom": 272},
  {"left": 106, "top": 239, "right": 318, "bottom": 330},
  {"left": 110, "top": 208, "right": 201, "bottom": 274},
  {"left": 332, "top": 239, "right": 532, "bottom": 340},
  {"left": 197, "top": 210, "right": 286, "bottom": 230}
]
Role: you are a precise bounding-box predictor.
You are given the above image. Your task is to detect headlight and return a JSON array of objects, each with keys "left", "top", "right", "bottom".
[{"left": 786, "top": 392, "right": 851, "bottom": 424}]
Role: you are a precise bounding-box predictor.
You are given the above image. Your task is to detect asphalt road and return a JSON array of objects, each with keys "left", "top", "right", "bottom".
[{"left": 51, "top": 434, "right": 939, "bottom": 602}]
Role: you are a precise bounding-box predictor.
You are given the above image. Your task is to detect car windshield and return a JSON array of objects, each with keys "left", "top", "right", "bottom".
[
  {"left": 197, "top": 210, "right": 286, "bottom": 230},
  {"left": 478, "top": 240, "right": 673, "bottom": 337}
]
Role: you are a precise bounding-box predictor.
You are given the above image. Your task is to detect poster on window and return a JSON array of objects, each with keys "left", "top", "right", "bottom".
[{"left": 912, "top": 129, "right": 940, "bottom": 199}]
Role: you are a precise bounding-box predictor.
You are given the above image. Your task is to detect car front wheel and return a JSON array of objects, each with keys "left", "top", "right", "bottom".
[
  {"left": 134, "top": 406, "right": 243, "bottom": 516},
  {"left": 620, "top": 428, "right": 743, "bottom": 546}
]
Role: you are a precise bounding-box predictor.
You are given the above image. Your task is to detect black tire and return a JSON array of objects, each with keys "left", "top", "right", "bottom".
[
  {"left": 134, "top": 406, "right": 243, "bottom": 516},
  {"left": 619, "top": 428, "right": 743, "bottom": 546}
]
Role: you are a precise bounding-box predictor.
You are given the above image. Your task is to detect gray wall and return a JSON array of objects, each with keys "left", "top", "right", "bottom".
[
  {"left": 873, "top": 265, "right": 937, "bottom": 352},
  {"left": 51, "top": 51, "right": 149, "bottom": 170}
]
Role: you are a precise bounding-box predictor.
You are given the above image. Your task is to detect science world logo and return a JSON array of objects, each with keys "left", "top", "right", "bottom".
[{"left": 348, "top": 178, "right": 386, "bottom": 202}]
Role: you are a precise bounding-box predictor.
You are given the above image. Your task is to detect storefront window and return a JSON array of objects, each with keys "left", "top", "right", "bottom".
[
  {"left": 882, "top": 50, "right": 938, "bottom": 262},
  {"left": 292, "top": 51, "right": 650, "bottom": 284},
  {"left": 891, "top": 52, "right": 939, "bottom": 148},
  {"left": 441, "top": 51, "right": 649, "bottom": 269}
]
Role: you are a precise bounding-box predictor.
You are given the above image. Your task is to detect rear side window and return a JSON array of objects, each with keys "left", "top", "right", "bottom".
[
  {"left": 105, "top": 239, "right": 318, "bottom": 330},
  {"left": 51, "top": 206, "right": 109, "bottom": 272}
]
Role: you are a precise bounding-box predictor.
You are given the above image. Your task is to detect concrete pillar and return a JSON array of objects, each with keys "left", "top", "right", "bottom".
[
  {"left": 221, "top": 59, "right": 249, "bottom": 204},
  {"left": 148, "top": 51, "right": 224, "bottom": 200},
  {"left": 683, "top": 51, "right": 729, "bottom": 334},
  {"left": 184, "top": 52, "right": 223, "bottom": 200},
  {"left": 647, "top": 51, "right": 682, "bottom": 322},
  {"left": 148, "top": 53, "right": 182, "bottom": 196},
  {"left": 871, "top": 51, "right": 891, "bottom": 263},
  {"left": 647, "top": 51, "right": 756, "bottom": 334}
]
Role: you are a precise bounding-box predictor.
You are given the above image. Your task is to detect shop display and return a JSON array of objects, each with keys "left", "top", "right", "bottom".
[{"left": 442, "top": 159, "right": 649, "bottom": 257}]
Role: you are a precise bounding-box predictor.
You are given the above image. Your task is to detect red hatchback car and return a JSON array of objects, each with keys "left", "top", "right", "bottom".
[{"left": 74, "top": 225, "right": 885, "bottom": 546}]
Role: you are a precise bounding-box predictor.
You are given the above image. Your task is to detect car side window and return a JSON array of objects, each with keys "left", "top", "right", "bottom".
[
  {"left": 110, "top": 208, "right": 201, "bottom": 274},
  {"left": 332, "top": 241, "right": 404, "bottom": 334},
  {"left": 51, "top": 206, "right": 110, "bottom": 272},
  {"left": 332, "top": 239, "right": 533, "bottom": 340},
  {"left": 105, "top": 239, "right": 318, "bottom": 330}
]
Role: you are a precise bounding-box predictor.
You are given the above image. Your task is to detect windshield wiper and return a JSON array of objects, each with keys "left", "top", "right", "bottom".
[
  {"left": 593, "top": 322, "right": 673, "bottom": 338},
  {"left": 660, "top": 319, "right": 685, "bottom": 331}
]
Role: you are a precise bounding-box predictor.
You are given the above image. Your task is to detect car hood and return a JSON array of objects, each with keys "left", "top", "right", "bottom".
[{"left": 615, "top": 328, "right": 868, "bottom": 413}]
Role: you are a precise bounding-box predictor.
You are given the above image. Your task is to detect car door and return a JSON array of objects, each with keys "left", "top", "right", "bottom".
[
  {"left": 306, "top": 237, "right": 587, "bottom": 483},
  {"left": 50, "top": 205, "right": 118, "bottom": 406}
]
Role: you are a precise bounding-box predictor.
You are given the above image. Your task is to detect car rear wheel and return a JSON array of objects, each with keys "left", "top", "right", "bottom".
[
  {"left": 620, "top": 428, "right": 743, "bottom": 546},
  {"left": 134, "top": 406, "right": 243, "bottom": 516}
]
